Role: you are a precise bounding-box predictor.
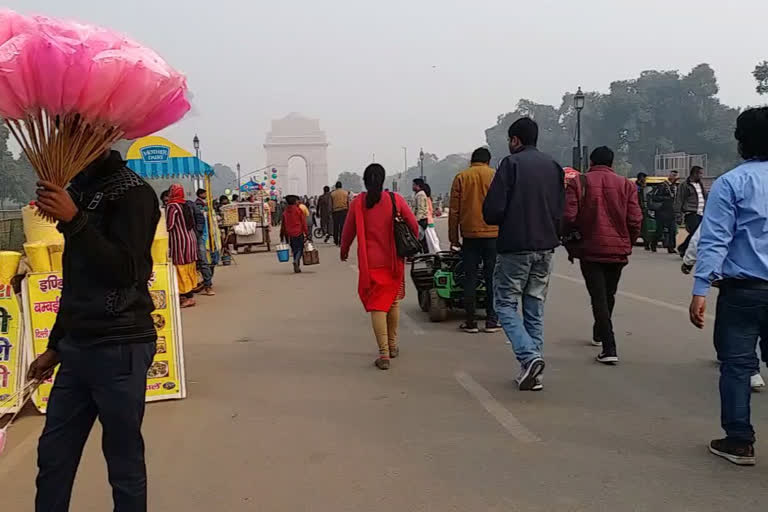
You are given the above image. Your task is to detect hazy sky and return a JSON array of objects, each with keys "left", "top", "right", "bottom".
[{"left": 9, "top": 0, "right": 768, "bottom": 186}]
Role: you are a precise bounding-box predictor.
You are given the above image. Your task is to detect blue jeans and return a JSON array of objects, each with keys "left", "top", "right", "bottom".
[
  {"left": 197, "top": 238, "right": 214, "bottom": 287},
  {"left": 37, "top": 338, "right": 156, "bottom": 511},
  {"left": 289, "top": 235, "right": 305, "bottom": 264},
  {"left": 714, "top": 284, "right": 768, "bottom": 442},
  {"left": 494, "top": 250, "right": 554, "bottom": 366}
]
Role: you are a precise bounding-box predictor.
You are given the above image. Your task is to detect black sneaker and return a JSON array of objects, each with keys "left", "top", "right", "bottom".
[
  {"left": 709, "top": 438, "right": 755, "bottom": 466},
  {"left": 596, "top": 352, "right": 619, "bottom": 365},
  {"left": 517, "top": 358, "right": 545, "bottom": 391},
  {"left": 460, "top": 322, "right": 480, "bottom": 334},
  {"left": 531, "top": 374, "right": 543, "bottom": 391},
  {"left": 484, "top": 321, "right": 502, "bottom": 333}
]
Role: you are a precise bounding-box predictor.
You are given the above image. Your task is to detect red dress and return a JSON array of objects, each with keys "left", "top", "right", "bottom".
[{"left": 341, "top": 192, "right": 419, "bottom": 312}]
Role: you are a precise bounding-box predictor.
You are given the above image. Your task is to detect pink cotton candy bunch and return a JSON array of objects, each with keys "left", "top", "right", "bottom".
[{"left": 0, "top": 10, "right": 190, "bottom": 186}]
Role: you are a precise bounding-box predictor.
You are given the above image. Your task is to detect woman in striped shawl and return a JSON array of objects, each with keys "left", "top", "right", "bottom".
[{"left": 166, "top": 184, "right": 198, "bottom": 308}]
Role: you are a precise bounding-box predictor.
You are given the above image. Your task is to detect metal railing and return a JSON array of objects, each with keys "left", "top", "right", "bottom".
[{"left": 0, "top": 209, "right": 24, "bottom": 251}]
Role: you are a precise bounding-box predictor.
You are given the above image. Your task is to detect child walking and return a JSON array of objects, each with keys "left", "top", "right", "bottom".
[{"left": 280, "top": 195, "right": 309, "bottom": 273}]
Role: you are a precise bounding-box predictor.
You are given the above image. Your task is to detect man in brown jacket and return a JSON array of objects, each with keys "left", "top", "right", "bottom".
[
  {"left": 449, "top": 147, "right": 501, "bottom": 333},
  {"left": 330, "top": 181, "right": 349, "bottom": 246}
]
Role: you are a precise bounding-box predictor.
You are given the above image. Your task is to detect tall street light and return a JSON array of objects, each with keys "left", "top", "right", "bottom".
[
  {"left": 193, "top": 134, "right": 201, "bottom": 191},
  {"left": 419, "top": 147, "right": 425, "bottom": 182},
  {"left": 236, "top": 162, "right": 241, "bottom": 194},
  {"left": 574, "top": 87, "right": 585, "bottom": 172}
]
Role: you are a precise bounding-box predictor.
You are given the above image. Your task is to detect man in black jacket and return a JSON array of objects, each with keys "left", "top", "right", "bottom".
[
  {"left": 483, "top": 117, "right": 564, "bottom": 391},
  {"left": 29, "top": 149, "right": 160, "bottom": 512},
  {"left": 649, "top": 170, "right": 679, "bottom": 253},
  {"left": 675, "top": 165, "right": 707, "bottom": 256}
]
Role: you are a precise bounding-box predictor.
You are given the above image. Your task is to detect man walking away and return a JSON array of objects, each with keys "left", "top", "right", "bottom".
[
  {"left": 413, "top": 178, "right": 429, "bottom": 252},
  {"left": 483, "top": 117, "right": 564, "bottom": 391},
  {"left": 195, "top": 188, "right": 215, "bottom": 296},
  {"left": 690, "top": 107, "right": 768, "bottom": 466},
  {"left": 636, "top": 172, "right": 651, "bottom": 250},
  {"left": 676, "top": 165, "right": 708, "bottom": 256},
  {"left": 449, "top": 147, "right": 501, "bottom": 334},
  {"left": 649, "top": 170, "right": 679, "bottom": 253},
  {"left": 318, "top": 185, "right": 333, "bottom": 242},
  {"left": 331, "top": 181, "right": 349, "bottom": 246},
  {"left": 563, "top": 147, "right": 642, "bottom": 364},
  {"left": 29, "top": 149, "right": 160, "bottom": 511}
]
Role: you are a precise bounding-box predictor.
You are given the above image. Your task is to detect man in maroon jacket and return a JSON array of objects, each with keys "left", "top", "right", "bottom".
[{"left": 563, "top": 147, "right": 643, "bottom": 364}]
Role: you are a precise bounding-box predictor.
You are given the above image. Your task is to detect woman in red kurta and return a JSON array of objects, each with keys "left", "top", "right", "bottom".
[{"left": 341, "top": 164, "right": 418, "bottom": 370}]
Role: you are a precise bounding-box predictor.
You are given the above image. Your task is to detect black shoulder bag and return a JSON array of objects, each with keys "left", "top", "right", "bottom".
[{"left": 390, "top": 192, "right": 421, "bottom": 258}]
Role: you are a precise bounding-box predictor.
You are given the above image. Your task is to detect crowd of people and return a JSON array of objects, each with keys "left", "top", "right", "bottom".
[
  {"left": 18, "top": 105, "right": 768, "bottom": 511},
  {"left": 336, "top": 107, "right": 768, "bottom": 467},
  {"left": 160, "top": 186, "right": 219, "bottom": 308}
]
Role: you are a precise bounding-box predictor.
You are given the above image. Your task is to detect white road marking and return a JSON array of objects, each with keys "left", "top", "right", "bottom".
[
  {"left": 454, "top": 371, "right": 540, "bottom": 443},
  {"left": 552, "top": 273, "right": 715, "bottom": 321}
]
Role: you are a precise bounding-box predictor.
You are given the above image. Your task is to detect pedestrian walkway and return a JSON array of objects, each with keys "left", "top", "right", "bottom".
[{"left": 2, "top": 231, "right": 767, "bottom": 510}]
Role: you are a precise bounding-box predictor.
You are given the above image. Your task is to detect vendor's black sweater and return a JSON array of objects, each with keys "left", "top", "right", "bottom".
[{"left": 48, "top": 151, "right": 160, "bottom": 350}]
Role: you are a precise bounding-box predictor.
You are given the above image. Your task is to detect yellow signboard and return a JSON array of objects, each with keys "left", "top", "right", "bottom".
[
  {"left": 0, "top": 283, "right": 23, "bottom": 413},
  {"left": 145, "top": 263, "right": 184, "bottom": 401},
  {"left": 23, "top": 264, "right": 186, "bottom": 413}
]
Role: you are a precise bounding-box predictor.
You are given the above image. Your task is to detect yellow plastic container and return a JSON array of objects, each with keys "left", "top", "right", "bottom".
[
  {"left": 24, "top": 242, "right": 52, "bottom": 273},
  {"left": 22, "top": 205, "right": 64, "bottom": 244},
  {"left": 151, "top": 238, "right": 169, "bottom": 264},
  {"left": 48, "top": 243, "right": 64, "bottom": 272},
  {"left": 0, "top": 251, "right": 22, "bottom": 284}
]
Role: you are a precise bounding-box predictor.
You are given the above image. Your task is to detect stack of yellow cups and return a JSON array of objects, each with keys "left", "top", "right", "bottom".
[{"left": 0, "top": 251, "right": 22, "bottom": 283}]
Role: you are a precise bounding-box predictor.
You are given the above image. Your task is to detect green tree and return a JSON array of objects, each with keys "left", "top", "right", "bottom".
[
  {"left": 485, "top": 64, "right": 740, "bottom": 176},
  {"left": 390, "top": 152, "right": 469, "bottom": 198},
  {"left": 755, "top": 61, "right": 768, "bottom": 95},
  {"left": 336, "top": 171, "right": 363, "bottom": 192},
  {"left": 0, "top": 124, "right": 36, "bottom": 208}
]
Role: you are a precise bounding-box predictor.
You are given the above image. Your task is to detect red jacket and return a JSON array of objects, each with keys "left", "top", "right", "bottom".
[
  {"left": 280, "top": 205, "right": 308, "bottom": 238},
  {"left": 563, "top": 165, "right": 642, "bottom": 263}
]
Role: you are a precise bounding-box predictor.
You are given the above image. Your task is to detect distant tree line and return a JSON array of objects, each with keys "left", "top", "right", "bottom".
[
  {"left": 486, "top": 63, "right": 742, "bottom": 176},
  {"left": 387, "top": 63, "right": 761, "bottom": 198},
  {"left": 0, "top": 124, "right": 36, "bottom": 209}
]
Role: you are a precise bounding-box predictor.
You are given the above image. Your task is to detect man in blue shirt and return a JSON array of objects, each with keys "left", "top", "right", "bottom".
[{"left": 690, "top": 107, "right": 768, "bottom": 466}]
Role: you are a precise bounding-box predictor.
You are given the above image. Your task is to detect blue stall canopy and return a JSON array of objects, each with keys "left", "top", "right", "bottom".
[{"left": 126, "top": 136, "right": 214, "bottom": 179}]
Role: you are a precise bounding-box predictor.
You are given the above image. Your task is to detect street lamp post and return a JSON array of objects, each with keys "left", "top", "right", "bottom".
[
  {"left": 419, "top": 148, "right": 425, "bottom": 182},
  {"left": 574, "top": 87, "right": 585, "bottom": 172},
  {"left": 236, "top": 162, "right": 241, "bottom": 194},
  {"left": 193, "top": 134, "right": 201, "bottom": 191}
]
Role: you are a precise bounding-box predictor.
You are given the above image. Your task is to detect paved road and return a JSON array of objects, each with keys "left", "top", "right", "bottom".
[{"left": 3, "top": 218, "right": 767, "bottom": 510}]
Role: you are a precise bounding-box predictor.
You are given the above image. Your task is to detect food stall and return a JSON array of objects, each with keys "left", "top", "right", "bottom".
[{"left": 220, "top": 183, "right": 272, "bottom": 253}]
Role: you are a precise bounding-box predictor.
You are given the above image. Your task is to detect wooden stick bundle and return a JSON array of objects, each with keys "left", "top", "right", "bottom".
[{"left": 5, "top": 110, "right": 124, "bottom": 188}]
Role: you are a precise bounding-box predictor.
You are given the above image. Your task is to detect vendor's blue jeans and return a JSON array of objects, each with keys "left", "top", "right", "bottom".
[
  {"left": 714, "top": 285, "right": 768, "bottom": 443},
  {"left": 36, "top": 338, "right": 156, "bottom": 512},
  {"left": 494, "top": 250, "right": 554, "bottom": 366}
]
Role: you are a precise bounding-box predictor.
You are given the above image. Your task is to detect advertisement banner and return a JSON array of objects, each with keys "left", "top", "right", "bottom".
[
  {"left": 24, "top": 264, "right": 185, "bottom": 413},
  {"left": 24, "top": 274, "right": 61, "bottom": 412},
  {"left": 145, "top": 264, "right": 184, "bottom": 401},
  {"left": 0, "top": 283, "right": 23, "bottom": 413}
]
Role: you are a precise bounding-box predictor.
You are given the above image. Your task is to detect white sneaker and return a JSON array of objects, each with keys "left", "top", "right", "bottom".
[
  {"left": 751, "top": 374, "right": 765, "bottom": 391},
  {"left": 516, "top": 358, "right": 545, "bottom": 391}
]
